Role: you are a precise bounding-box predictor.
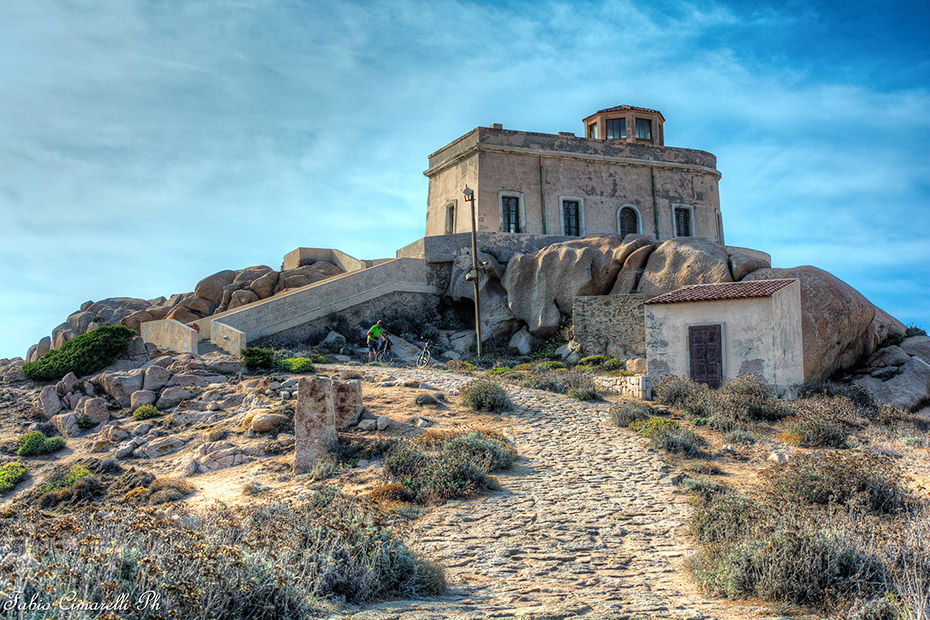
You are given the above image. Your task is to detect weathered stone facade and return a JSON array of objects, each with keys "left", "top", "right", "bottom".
[
  {"left": 424, "top": 107, "right": 723, "bottom": 244},
  {"left": 573, "top": 294, "right": 649, "bottom": 359}
]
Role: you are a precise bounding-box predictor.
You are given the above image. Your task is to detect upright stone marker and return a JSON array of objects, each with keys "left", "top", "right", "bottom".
[
  {"left": 333, "top": 379, "right": 364, "bottom": 430},
  {"left": 294, "top": 377, "right": 337, "bottom": 473}
]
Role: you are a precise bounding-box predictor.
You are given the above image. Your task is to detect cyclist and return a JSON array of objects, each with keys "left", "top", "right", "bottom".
[{"left": 367, "top": 320, "right": 386, "bottom": 362}]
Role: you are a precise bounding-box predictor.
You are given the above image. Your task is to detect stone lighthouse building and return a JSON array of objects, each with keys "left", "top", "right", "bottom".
[{"left": 424, "top": 105, "right": 724, "bottom": 243}]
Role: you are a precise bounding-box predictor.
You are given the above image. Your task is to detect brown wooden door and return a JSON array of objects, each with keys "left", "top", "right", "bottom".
[{"left": 689, "top": 325, "right": 722, "bottom": 389}]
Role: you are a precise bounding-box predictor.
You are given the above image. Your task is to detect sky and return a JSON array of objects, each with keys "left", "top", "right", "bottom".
[{"left": 1, "top": 0, "right": 928, "bottom": 358}]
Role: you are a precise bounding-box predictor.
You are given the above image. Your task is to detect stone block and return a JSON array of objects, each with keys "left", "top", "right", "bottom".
[{"left": 294, "top": 377, "right": 337, "bottom": 473}]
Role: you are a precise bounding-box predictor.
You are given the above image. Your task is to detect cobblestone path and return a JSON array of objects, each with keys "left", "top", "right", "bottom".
[{"left": 330, "top": 367, "right": 772, "bottom": 620}]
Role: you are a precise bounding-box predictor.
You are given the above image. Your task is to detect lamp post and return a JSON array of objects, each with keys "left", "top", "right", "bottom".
[{"left": 463, "top": 186, "right": 482, "bottom": 358}]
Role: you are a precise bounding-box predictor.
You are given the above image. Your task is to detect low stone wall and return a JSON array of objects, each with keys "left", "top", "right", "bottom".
[
  {"left": 593, "top": 375, "right": 651, "bottom": 400},
  {"left": 573, "top": 293, "right": 649, "bottom": 359},
  {"left": 211, "top": 321, "right": 247, "bottom": 356},
  {"left": 281, "top": 247, "right": 371, "bottom": 272},
  {"left": 140, "top": 319, "right": 199, "bottom": 354}
]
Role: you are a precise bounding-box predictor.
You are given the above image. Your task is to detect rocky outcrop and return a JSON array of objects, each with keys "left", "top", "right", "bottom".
[
  {"left": 503, "top": 236, "right": 626, "bottom": 335},
  {"left": 609, "top": 243, "right": 657, "bottom": 295},
  {"left": 901, "top": 336, "right": 930, "bottom": 365},
  {"left": 637, "top": 238, "right": 733, "bottom": 297},
  {"left": 743, "top": 266, "right": 875, "bottom": 381},
  {"left": 728, "top": 252, "right": 771, "bottom": 281},
  {"left": 447, "top": 248, "right": 518, "bottom": 339},
  {"left": 194, "top": 270, "right": 236, "bottom": 305},
  {"left": 853, "top": 357, "right": 930, "bottom": 412}
]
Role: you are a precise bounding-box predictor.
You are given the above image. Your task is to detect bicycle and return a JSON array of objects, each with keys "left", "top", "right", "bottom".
[
  {"left": 415, "top": 340, "right": 432, "bottom": 368},
  {"left": 375, "top": 334, "right": 395, "bottom": 364}
]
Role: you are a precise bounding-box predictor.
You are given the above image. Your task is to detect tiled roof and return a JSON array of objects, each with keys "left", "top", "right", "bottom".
[
  {"left": 644, "top": 279, "right": 799, "bottom": 305},
  {"left": 596, "top": 105, "right": 661, "bottom": 115}
]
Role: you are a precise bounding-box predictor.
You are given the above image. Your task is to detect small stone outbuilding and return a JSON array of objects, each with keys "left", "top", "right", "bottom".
[{"left": 644, "top": 279, "right": 803, "bottom": 393}]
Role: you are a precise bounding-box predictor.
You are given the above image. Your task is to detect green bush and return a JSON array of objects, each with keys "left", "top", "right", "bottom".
[
  {"left": 577, "top": 354, "right": 611, "bottom": 367},
  {"left": 677, "top": 476, "right": 732, "bottom": 501},
  {"left": 487, "top": 366, "right": 511, "bottom": 376},
  {"left": 569, "top": 386, "right": 598, "bottom": 401},
  {"left": 275, "top": 357, "right": 315, "bottom": 373},
  {"left": 446, "top": 360, "right": 477, "bottom": 372},
  {"left": 459, "top": 379, "right": 511, "bottom": 412},
  {"left": 21, "top": 325, "right": 135, "bottom": 380},
  {"left": 38, "top": 464, "right": 92, "bottom": 494},
  {"left": 684, "top": 461, "right": 722, "bottom": 476},
  {"left": 16, "top": 431, "right": 66, "bottom": 457},
  {"left": 529, "top": 336, "right": 568, "bottom": 360},
  {"left": 384, "top": 430, "right": 516, "bottom": 504},
  {"left": 534, "top": 360, "right": 565, "bottom": 370},
  {"left": 631, "top": 418, "right": 706, "bottom": 456},
  {"left": 0, "top": 463, "right": 26, "bottom": 493},
  {"left": 133, "top": 404, "right": 160, "bottom": 420},
  {"left": 609, "top": 401, "right": 652, "bottom": 427},
  {"left": 241, "top": 347, "right": 275, "bottom": 370}
]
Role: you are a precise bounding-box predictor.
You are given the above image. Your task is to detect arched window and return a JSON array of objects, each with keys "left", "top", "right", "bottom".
[{"left": 617, "top": 205, "right": 641, "bottom": 238}]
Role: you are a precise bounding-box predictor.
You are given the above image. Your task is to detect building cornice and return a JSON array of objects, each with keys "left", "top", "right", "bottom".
[{"left": 424, "top": 142, "right": 722, "bottom": 180}]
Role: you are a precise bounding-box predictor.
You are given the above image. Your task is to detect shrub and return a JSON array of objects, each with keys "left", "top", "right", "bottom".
[
  {"left": 785, "top": 418, "right": 847, "bottom": 448},
  {"left": 121, "top": 477, "right": 194, "bottom": 505},
  {"left": 906, "top": 324, "right": 927, "bottom": 338},
  {"left": 38, "top": 464, "right": 92, "bottom": 494},
  {"left": 684, "top": 461, "right": 722, "bottom": 476},
  {"left": 529, "top": 336, "right": 568, "bottom": 360},
  {"left": 0, "top": 493, "right": 444, "bottom": 615},
  {"left": 241, "top": 347, "right": 275, "bottom": 370},
  {"left": 459, "top": 379, "right": 511, "bottom": 412},
  {"left": 384, "top": 431, "right": 515, "bottom": 504},
  {"left": 689, "top": 491, "right": 761, "bottom": 544},
  {"left": 724, "top": 428, "right": 756, "bottom": 445},
  {"left": 487, "top": 366, "right": 511, "bottom": 376},
  {"left": 765, "top": 452, "right": 911, "bottom": 514},
  {"left": 275, "top": 357, "right": 315, "bottom": 373},
  {"left": 609, "top": 401, "right": 652, "bottom": 427},
  {"left": 21, "top": 325, "right": 135, "bottom": 380},
  {"left": 717, "top": 375, "right": 791, "bottom": 422},
  {"left": 446, "top": 360, "right": 477, "bottom": 372},
  {"left": 133, "top": 404, "right": 160, "bottom": 420},
  {"left": 0, "top": 463, "right": 26, "bottom": 493},
  {"left": 16, "top": 430, "right": 65, "bottom": 457},
  {"left": 569, "top": 386, "right": 598, "bottom": 401},
  {"left": 631, "top": 418, "right": 706, "bottom": 456},
  {"left": 677, "top": 476, "right": 732, "bottom": 501},
  {"left": 654, "top": 376, "right": 715, "bottom": 418},
  {"left": 368, "top": 483, "right": 414, "bottom": 503},
  {"left": 577, "top": 354, "right": 611, "bottom": 367},
  {"left": 796, "top": 380, "right": 875, "bottom": 410}
]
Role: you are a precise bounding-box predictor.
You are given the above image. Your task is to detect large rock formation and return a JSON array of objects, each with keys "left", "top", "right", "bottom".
[
  {"left": 446, "top": 248, "right": 519, "bottom": 339},
  {"left": 743, "top": 266, "right": 876, "bottom": 381},
  {"left": 637, "top": 238, "right": 733, "bottom": 297},
  {"left": 503, "top": 236, "right": 626, "bottom": 335}
]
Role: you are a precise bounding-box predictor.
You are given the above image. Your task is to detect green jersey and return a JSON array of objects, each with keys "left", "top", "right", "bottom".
[{"left": 367, "top": 325, "right": 384, "bottom": 342}]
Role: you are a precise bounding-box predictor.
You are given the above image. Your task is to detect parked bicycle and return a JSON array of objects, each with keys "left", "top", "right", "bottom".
[
  {"left": 375, "top": 334, "right": 395, "bottom": 364},
  {"left": 415, "top": 340, "right": 432, "bottom": 368}
]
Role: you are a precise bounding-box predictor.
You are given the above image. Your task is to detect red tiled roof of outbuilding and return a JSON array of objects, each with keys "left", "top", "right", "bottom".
[{"left": 644, "top": 279, "right": 799, "bottom": 305}]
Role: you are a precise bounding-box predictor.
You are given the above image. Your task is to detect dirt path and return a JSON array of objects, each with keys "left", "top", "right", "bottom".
[{"left": 329, "top": 367, "right": 772, "bottom": 620}]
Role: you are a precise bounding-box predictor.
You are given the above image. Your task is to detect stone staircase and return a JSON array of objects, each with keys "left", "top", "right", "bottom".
[{"left": 142, "top": 257, "right": 442, "bottom": 356}]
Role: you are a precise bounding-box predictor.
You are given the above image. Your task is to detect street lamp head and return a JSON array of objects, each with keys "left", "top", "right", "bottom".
[{"left": 463, "top": 186, "right": 474, "bottom": 199}]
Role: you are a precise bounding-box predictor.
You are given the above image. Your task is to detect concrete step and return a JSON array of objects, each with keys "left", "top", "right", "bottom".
[{"left": 197, "top": 342, "right": 224, "bottom": 356}]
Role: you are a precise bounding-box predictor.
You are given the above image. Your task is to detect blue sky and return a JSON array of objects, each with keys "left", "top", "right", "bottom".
[{"left": 1, "top": 0, "right": 928, "bottom": 358}]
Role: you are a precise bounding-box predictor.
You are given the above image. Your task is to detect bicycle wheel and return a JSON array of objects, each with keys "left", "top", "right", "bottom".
[
  {"left": 416, "top": 349, "right": 431, "bottom": 368},
  {"left": 378, "top": 348, "right": 394, "bottom": 364}
]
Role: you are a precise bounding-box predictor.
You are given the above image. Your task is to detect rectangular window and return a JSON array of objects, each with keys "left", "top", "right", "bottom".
[
  {"left": 635, "top": 118, "right": 652, "bottom": 140},
  {"left": 605, "top": 118, "right": 626, "bottom": 140},
  {"left": 562, "top": 200, "right": 580, "bottom": 236},
  {"left": 588, "top": 123, "right": 598, "bottom": 139},
  {"left": 502, "top": 196, "right": 520, "bottom": 233},
  {"left": 675, "top": 206, "right": 693, "bottom": 237},
  {"left": 444, "top": 203, "right": 456, "bottom": 235}
]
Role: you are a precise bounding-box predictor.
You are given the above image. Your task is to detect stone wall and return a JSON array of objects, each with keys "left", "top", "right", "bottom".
[
  {"left": 140, "top": 319, "right": 199, "bottom": 355},
  {"left": 573, "top": 294, "right": 649, "bottom": 359},
  {"left": 593, "top": 375, "right": 651, "bottom": 400}
]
